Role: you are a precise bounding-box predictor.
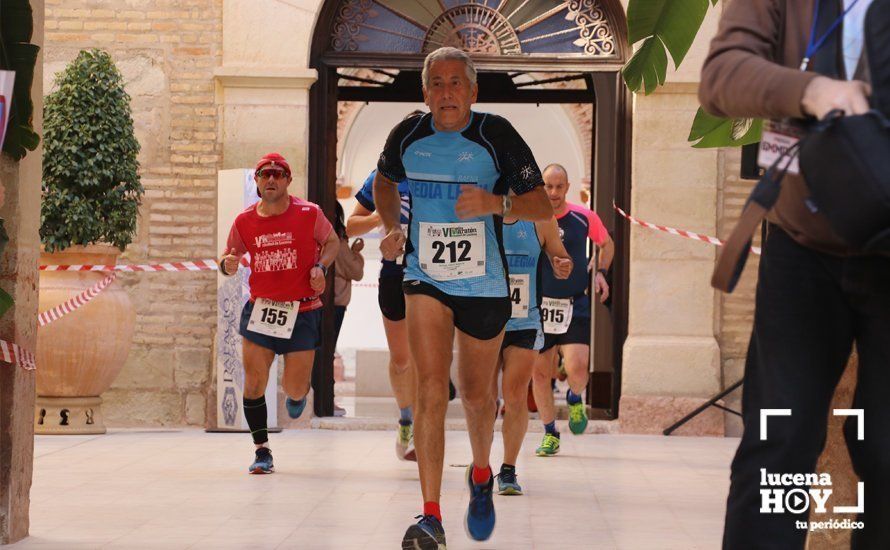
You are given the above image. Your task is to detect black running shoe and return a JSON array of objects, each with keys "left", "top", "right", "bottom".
[
  {"left": 402, "top": 514, "right": 446, "bottom": 549},
  {"left": 249, "top": 447, "right": 274, "bottom": 474}
]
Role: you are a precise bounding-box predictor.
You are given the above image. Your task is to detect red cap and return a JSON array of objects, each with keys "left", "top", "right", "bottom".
[{"left": 255, "top": 153, "right": 291, "bottom": 175}]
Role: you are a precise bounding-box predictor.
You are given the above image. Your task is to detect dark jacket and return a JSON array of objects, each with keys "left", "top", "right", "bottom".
[{"left": 699, "top": 0, "right": 870, "bottom": 255}]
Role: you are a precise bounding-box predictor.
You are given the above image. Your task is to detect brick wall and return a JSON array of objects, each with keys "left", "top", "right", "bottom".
[
  {"left": 717, "top": 147, "right": 760, "bottom": 434},
  {"left": 44, "top": 0, "right": 223, "bottom": 426}
]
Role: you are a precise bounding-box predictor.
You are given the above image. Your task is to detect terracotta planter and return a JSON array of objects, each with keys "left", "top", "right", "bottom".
[{"left": 35, "top": 245, "right": 135, "bottom": 434}]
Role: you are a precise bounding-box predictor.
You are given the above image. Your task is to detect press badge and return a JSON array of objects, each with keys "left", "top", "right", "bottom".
[{"left": 758, "top": 120, "right": 804, "bottom": 175}]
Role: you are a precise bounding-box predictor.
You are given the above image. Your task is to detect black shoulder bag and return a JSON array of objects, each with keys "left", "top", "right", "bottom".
[{"left": 713, "top": 0, "right": 890, "bottom": 293}]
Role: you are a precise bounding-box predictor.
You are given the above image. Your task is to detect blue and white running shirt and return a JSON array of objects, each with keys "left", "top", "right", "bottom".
[
  {"left": 503, "top": 220, "right": 543, "bottom": 333},
  {"left": 377, "top": 111, "right": 543, "bottom": 298}
]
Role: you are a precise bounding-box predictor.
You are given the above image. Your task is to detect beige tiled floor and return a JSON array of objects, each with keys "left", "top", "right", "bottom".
[{"left": 11, "top": 429, "right": 738, "bottom": 549}]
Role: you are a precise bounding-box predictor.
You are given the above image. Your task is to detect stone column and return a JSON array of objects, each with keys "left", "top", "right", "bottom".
[
  {"left": 0, "top": 0, "right": 43, "bottom": 543},
  {"left": 617, "top": 6, "right": 727, "bottom": 436},
  {"left": 619, "top": 85, "right": 724, "bottom": 435}
]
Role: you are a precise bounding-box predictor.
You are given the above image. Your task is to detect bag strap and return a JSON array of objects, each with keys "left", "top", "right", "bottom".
[{"left": 711, "top": 139, "right": 804, "bottom": 292}]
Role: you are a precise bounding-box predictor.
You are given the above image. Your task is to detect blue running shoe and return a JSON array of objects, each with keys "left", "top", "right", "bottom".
[
  {"left": 464, "top": 466, "right": 495, "bottom": 541},
  {"left": 497, "top": 469, "right": 523, "bottom": 496},
  {"left": 248, "top": 447, "right": 274, "bottom": 474},
  {"left": 285, "top": 396, "right": 307, "bottom": 419},
  {"left": 402, "top": 515, "right": 446, "bottom": 550}
]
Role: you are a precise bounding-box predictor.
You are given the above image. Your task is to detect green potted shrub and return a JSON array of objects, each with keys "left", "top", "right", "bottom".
[{"left": 36, "top": 49, "right": 142, "bottom": 434}]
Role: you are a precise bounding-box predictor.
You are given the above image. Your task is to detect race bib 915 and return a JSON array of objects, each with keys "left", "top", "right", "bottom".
[{"left": 541, "top": 297, "right": 572, "bottom": 335}]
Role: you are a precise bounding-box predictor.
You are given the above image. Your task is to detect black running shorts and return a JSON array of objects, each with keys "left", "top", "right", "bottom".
[
  {"left": 403, "top": 280, "right": 511, "bottom": 341},
  {"left": 541, "top": 314, "right": 591, "bottom": 352},
  {"left": 501, "top": 328, "right": 544, "bottom": 351},
  {"left": 378, "top": 274, "right": 406, "bottom": 321}
]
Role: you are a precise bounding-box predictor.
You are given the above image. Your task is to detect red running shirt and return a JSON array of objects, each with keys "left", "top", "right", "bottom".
[{"left": 226, "top": 196, "right": 333, "bottom": 311}]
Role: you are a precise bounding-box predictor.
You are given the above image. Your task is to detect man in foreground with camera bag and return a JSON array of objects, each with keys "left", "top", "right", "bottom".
[{"left": 700, "top": 0, "right": 889, "bottom": 548}]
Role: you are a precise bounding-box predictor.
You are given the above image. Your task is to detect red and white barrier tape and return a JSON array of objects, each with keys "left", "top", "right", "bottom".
[
  {"left": 1, "top": 340, "right": 36, "bottom": 370},
  {"left": 10, "top": 209, "right": 761, "bottom": 369},
  {"left": 39, "top": 259, "right": 219, "bottom": 272},
  {"left": 4, "top": 259, "right": 224, "bottom": 370},
  {"left": 613, "top": 204, "right": 761, "bottom": 256},
  {"left": 37, "top": 273, "right": 117, "bottom": 328}
]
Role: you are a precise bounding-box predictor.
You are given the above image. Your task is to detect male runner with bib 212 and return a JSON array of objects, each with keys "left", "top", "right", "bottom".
[{"left": 374, "top": 47, "right": 553, "bottom": 549}]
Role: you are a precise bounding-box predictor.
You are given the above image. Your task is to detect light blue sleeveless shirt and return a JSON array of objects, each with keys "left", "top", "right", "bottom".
[{"left": 502, "top": 220, "right": 542, "bottom": 333}]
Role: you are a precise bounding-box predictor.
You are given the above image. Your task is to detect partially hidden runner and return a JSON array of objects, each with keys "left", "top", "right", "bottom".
[
  {"left": 219, "top": 152, "right": 339, "bottom": 474},
  {"left": 347, "top": 164, "right": 418, "bottom": 461},
  {"left": 348, "top": 160, "right": 460, "bottom": 462},
  {"left": 495, "top": 213, "right": 572, "bottom": 495},
  {"left": 532, "top": 163, "right": 614, "bottom": 457},
  {"left": 374, "top": 47, "right": 553, "bottom": 550}
]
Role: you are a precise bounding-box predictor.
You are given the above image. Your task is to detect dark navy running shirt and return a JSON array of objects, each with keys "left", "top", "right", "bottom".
[
  {"left": 541, "top": 202, "right": 609, "bottom": 318},
  {"left": 354, "top": 169, "right": 410, "bottom": 278},
  {"left": 377, "top": 111, "right": 543, "bottom": 298}
]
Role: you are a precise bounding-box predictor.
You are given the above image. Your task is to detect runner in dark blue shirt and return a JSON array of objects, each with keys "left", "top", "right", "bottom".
[{"left": 532, "top": 164, "right": 614, "bottom": 457}]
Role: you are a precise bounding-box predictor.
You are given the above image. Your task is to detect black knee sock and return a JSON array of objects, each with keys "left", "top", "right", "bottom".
[{"left": 243, "top": 396, "right": 268, "bottom": 445}]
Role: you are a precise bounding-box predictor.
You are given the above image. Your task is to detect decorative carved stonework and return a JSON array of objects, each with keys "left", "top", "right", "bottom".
[
  {"left": 329, "top": 0, "right": 617, "bottom": 58},
  {"left": 331, "top": 0, "right": 375, "bottom": 52},
  {"left": 34, "top": 396, "right": 105, "bottom": 435},
  {"left": 566, "top": 0, "right": 615, "bottom": 57},
  {"left": 563, "top": 102, "right": 593, "bottom": 180},
  {"left": 423, "top": 4, "right": 520, "bottom": 54}
]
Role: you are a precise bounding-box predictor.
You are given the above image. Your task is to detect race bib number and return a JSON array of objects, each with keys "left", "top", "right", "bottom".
[
  {"left": 509, "top": 274, "right": 530, "bottom": 319},
  {"left": 418, "top": 221, "right": 485, "bottom": 281},
  {"left": 541, "top": 297, "right": 572, "bottom": 335},
  {"left": 758, "top": 120, "right": 803, "bottom": 175},
  {"left": 247, "top": 298, "right": 298, "bottom": 339}
]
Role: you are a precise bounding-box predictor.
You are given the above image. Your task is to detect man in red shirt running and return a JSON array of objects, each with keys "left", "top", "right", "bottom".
[{"left": 219, "top": 153, "right": 339, "bottom": 474}]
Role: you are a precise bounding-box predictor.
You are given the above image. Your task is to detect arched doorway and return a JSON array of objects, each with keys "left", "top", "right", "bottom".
[{"left": 308, "top": 0, "right": 632, "bottom": 419}]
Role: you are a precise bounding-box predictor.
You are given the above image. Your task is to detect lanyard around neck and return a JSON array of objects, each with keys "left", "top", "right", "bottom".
[{"left": 800, "top": 0, "right": 861, "bottom": 71}]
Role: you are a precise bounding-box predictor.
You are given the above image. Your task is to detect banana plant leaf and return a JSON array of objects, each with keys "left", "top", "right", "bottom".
[
  {"left": 688, "top": 107, "right": 763, "bottom": 148},
  {"left": 622, "top": 0, "right": 718, "bottom": 95}
]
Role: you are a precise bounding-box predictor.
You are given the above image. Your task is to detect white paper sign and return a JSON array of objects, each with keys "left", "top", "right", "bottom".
[{"left": 0, "top": 71, "right": 15, "bottom": 152}]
